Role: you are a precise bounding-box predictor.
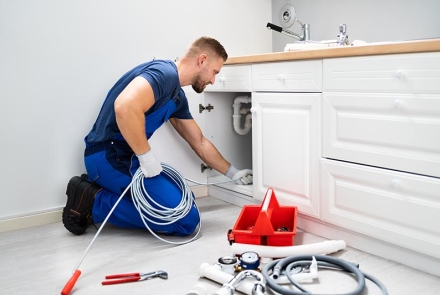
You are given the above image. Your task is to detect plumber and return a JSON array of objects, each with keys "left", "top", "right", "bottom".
[{"left": 62, "top": 36, "right": 253, "bottom": 237}]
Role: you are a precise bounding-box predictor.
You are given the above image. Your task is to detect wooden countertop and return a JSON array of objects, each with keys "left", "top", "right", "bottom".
[{"left": 225, "top": 38, "right": 440, "bottom": 65}]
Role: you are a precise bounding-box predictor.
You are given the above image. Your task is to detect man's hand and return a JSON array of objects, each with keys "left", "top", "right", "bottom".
[
  {"left": 137, "top": 150, "right": 163, "bottom": 178},
  {"left": 226, "top": 165, "right": 253, "bottom": 185},
  {"left": 233, "top": 169, "right": 253, "bottom": 185}
]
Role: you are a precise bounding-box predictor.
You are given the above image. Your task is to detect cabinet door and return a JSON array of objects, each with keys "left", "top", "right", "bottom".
[
  {"left": 252, "top": 92, "right": 321, "bottom": 217},
  {"left": 321, "top": 159, "right": 440, "bottom": 259}
]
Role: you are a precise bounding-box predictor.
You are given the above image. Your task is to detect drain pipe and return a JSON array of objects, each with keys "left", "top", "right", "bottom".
[
  {"left": 213, "top": 270, "right": 265, "bottom": 295},
  {"left": 233, "top": 96, "right": 252, "bottom": 135},
  {"left": 196, "top": 263, "right": 259, "bottom": 295},
  {"left": 231, "top": 240, "right": 346, "bottom": 259}
]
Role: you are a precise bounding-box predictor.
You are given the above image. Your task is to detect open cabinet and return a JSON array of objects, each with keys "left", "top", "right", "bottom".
[
  {"left": 197, "top": 60, "right": 322, "bottom": 215},
  {"left": 200, "top": 65, "right": 255, "bottom": 204}
]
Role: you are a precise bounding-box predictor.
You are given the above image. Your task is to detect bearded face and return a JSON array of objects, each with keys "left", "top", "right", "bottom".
[
  {"left": 192, "top": 56, "right": 223, "bottom": 93},
  {"left": 192, "top": 72, "right": 209, "bottom": 93}
]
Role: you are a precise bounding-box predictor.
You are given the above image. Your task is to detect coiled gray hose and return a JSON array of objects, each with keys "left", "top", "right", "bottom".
[{"left": 262, "top": 254, "right": 388, "bottom": 295}]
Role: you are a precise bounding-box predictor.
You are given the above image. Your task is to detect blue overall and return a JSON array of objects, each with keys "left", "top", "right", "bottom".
[{"left": 84, "top": 100, "right": 200, "bottom": 236}]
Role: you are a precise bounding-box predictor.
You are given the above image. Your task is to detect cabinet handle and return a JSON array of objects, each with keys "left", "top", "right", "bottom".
[
  {"left": 250, "top": 107, "right": 257, "bottom": 115},
  {"left": 393, "top": 99, "right": 404, "bottom": 109},
  {"left": 395, "top": 69, "right": 405, "bottom": 79},
  {"left": 218, "top": 77, "right": 225, "bottom": 83},
  {"left": 277, "top": 74, "right": 286, "bottom": 82}
]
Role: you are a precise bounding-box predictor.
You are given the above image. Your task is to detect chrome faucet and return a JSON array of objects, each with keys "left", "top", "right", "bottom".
[
  {"left": 266, "top": 22, "right": 310, "bottom": 41},
  {"left": 337, "top": 24, "right": 349, "bottom": 46},
  {"left": 298, "top": 21, "right": 310, "bottom": 41}
]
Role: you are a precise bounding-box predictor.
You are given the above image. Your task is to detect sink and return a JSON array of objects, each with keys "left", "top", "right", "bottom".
[
  {"left": 284, "top": 41, "right": 339, "bottom": 51},
  {"left": 284, "top": 40, "right": 405, "bottom": 52}
]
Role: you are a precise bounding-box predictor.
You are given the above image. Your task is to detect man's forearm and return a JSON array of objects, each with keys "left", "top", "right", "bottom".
[{"left": 197, "top": 138, "right": 231, "bottom": 175}]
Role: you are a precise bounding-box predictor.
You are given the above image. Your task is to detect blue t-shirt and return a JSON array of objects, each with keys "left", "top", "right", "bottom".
[{"left": 85, "top": 60, "right": 193, "bottom": 145}]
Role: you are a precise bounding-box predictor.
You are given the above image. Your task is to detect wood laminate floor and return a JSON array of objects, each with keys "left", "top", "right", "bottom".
[{"left": 1, "top": 197, "right": 439, "bottom": 295}]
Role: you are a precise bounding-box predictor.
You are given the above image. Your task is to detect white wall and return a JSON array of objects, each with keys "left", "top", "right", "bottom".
[
  {"left": 272, "top": 0, "right": 440, "bottom": 52},
  {"left": 0, "top": 0, "right": 272, "bottom": 221}
]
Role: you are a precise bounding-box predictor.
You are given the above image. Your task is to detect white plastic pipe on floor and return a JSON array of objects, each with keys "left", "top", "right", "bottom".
[
  {"left": 231, "top": 240, "right": 346, "bottom": 258},
  {"left": 195, "top": 263, "right": 257, "bottom": 295}
]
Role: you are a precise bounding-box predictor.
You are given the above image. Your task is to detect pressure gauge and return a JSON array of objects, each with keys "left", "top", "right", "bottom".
[{"left": 239, "top": 251, "right": 260, "bottom": 270}]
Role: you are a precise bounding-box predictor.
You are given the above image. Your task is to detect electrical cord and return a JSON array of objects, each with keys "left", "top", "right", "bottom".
[{"left": 262, "top": 255, "right": 388, "bottom": 295}]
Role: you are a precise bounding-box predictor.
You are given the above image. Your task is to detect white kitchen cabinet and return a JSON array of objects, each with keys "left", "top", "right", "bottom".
[
  {"left": 202, "top": 61, "right": 323, "bottom": 213},
  {"left": 320, "top": 52, "right": 440, "bottom": 274},
  {"left": 196, "top": 51, "right": 440, "bottom": 276},
  {"left": 252, "top": 92, "right": 321, "bottom": 217}
]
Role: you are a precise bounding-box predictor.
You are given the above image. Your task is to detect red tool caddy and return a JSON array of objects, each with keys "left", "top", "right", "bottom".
[{"left": 230, "top": 188, "right": 298, "bottom": 246}]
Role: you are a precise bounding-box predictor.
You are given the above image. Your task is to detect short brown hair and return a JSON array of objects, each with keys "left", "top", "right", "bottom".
[{"left": 187, "top": 36, "right": 228, "bottom": 61}]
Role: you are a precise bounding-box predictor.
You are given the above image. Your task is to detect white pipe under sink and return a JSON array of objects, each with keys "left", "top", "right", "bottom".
[{"left": 233, "top": 96, "right": 252, "bottom": 135}]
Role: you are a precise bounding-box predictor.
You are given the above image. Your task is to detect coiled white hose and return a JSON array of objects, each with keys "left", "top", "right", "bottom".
[
  {"left": 131, "top": 163, "right": 236, "bottom": 245},
  {"left": 131, "top": 163, "right": 200, "bottom": 244}
]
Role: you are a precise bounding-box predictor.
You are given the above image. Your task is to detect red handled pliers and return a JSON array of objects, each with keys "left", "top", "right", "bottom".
[{"left": 102, "top": 270, "right": 168, "bottom": 285}]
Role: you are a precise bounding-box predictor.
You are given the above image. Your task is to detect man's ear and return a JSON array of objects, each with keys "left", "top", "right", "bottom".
[{"left": 198, "top": 54, "right": 207, "bottom": 66}]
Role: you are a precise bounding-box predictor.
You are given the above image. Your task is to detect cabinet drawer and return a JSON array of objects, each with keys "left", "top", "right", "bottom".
[
  {"left": 321, "top": 159, "right": 440, "bottom": 259},
  {"left": 322, "top": 92, "right": 440, "bottom": 178},
  {"left": 205, "top": 65, "right": 251, "bottom": 92},
  {"left": 252, "top": 60, "right": 322, "bottom": 92},
  {"left": 323, "top": 52, "right": 440, "bottom": 93}
]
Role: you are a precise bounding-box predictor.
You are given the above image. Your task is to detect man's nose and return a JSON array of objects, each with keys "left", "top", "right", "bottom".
[{"left": 209, "top": 75, "right": 216, "bottom": 85}]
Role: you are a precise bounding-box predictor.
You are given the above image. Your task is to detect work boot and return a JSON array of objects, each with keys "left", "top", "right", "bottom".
[{"left": 62, "top": 174, "right": 102, "bottom": 235}]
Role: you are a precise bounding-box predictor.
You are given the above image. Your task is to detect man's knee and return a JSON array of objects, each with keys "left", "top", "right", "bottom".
[{"left": 172, "top": 206, "right": 200, "bottom": 236}]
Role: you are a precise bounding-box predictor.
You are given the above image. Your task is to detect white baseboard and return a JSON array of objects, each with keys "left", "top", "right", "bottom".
[
  {"left": 0, "top": 209, "right": 62, "bottom": 233},
  {"left": 0, "top": 186, "right": 208, "bottom": 233},
  {"left": 208, "top": 185, "right": 258, "bottom": 207},
  {"left": 192, "top": 185, "right": 208, "bottom": 198}
]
